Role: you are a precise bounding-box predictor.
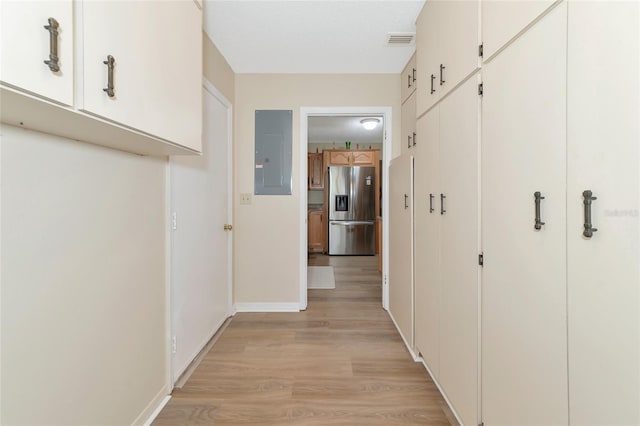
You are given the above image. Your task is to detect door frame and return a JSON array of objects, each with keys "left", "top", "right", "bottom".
[
  {"left": 166, "top": 78, "right": 234, "bottom": 387},
  {"left": 299, "top": 106, "right": 393, "bottom": 311}
]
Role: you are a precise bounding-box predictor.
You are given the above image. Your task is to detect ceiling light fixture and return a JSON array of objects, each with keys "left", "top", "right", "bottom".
[{"left": 360, "top": 118, "right": 380, "bottom": 130}]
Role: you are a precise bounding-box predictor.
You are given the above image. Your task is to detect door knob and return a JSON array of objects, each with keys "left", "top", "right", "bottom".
[{"left": 223, "top": 224, "right": 233, "bottom": 231}]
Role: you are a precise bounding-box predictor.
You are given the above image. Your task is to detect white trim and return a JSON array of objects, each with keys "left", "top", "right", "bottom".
[
  {"left": 298, "top": 106, "right": 393, "bottom": 311},
  {"left": 388, "top": 310, "right": 419, "bottom": 362},
  {"left": 417, "top": 357, "right": 464, "bottom": 426},
  {"left": 133, "top": 387, "right": 171, "bottom": 426},
  {"left": 233, "top": 303, "right": 300, "bottom": 313}
]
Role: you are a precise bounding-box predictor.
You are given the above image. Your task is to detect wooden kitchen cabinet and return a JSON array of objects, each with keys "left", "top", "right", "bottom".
[
  {"left": 308, "top": 210, "right": 325, "bottom": 253},
  {"left": 0, "top": 1, "right": 74, "bottom": 106},
  {"left": 325, "top": 149, "right": 377, "bottom": 167},
  {"left": 308, "top": 152, "right": 324, "bottom": 189}
]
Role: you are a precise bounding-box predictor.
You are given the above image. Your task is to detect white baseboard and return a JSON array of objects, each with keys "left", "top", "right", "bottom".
[
  {"left": 417, "top": 357, "right": 463, "bottom": 426},
  {"left": 233, "top": 302, "right": 300, "bottom": 313},
  {"left": 387, "top": 311, "right": 419, "bottom": 361},
  {"left": 132, "top": 385, "right": 171, "bottom": 426}
]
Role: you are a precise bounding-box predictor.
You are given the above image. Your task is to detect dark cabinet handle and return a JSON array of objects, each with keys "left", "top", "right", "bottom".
[
  {"left": 440, "top": 64, "right": 446, "bottom": 85},
  {"left": 103, "top": 55, "right": 115, "bottom": 97},
  {"left": 408, "top": 74, "right": 412, "bottom": 88},
  {"left": 407, "top": 134, "right": 412, "bottom": 148},
  {"left": 412, "top": 68, "right": 416, "bottom": 83},
  {"left": 43, "top": 18, "right": 60, "bottom": 72},
  {"left": 430, "top": 74, "right": 436, "bottom": 94},
  {"left": 534, "top": 191, "right": 545, "bottom": 230},
  {"left": 429, "top": 193, "right": 435, "bottom": 213},
  {"left": 404, "top": 194, "right": 409, "bottom": 209},
  {"left": 440, "top": 193, "right": 446, "bottom": 215},
  {"left": 583, "top": 190, "right": 598, "bottom": 237},
  {"left": 412, "top": 131, "right": 416, "bottom": 147}
]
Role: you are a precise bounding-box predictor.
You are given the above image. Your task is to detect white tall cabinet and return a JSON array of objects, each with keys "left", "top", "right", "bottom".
[
  {"left": 482, "top": 3, "right": 568, "bottom": 424},
  {"left": 566, "top": 2, "right": 639, "bottom": 424}
]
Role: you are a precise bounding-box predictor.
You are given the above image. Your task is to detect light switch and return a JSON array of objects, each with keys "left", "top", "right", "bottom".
[{"left": 240, "top": 193, "right": 252, "bottom": 205}]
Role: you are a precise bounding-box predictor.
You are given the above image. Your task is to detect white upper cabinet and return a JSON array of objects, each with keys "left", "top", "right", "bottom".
[
  {"left": 0, "top": 1, "right": 74, "bottom": 106},
  {"left": 482, "top": 0, "right": 556, "bottom": 62},
  {"left": 416, "top": 1, "right": 479, "bottom": 117},
  {"left": 79, "top": 0, "right": 202, "bottom": 152},
  {"left": 401, "top": 54, "right": 417, "bottom": 104}
]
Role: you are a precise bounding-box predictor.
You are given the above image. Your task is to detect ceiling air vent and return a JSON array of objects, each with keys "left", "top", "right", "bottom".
[{"left": 386, "top": 32, "right": 415, "bottom": 46}]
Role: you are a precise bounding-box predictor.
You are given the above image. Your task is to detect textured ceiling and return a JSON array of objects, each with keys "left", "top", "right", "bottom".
[
  {"left": 203, "top": 1, "right": 424, "bottom": 74},
  {"left": 308, "top": 115, "right": 384, "bottom": 146}
]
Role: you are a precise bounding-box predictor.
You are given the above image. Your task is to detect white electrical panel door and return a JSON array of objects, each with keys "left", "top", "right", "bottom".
[
  {"left": 413, "top": 106, "right": 440, "bottom": 377},
  {"left": 481, "top": 3, "right": 568, "bottom": 425},
  {"left": 0, "top": 0, "right": 73, "bottom": 105},
  {"left": 438, "top": 75, "right": 480, "bottom": 426},
  {"left": 388, "top": 154, "right": 414, "bottom": 347},
  {"left": 567, "top": 2, "right": 640, "bottom": 424},
  {"left": 79, "top": 0, "right": 202, "bottom": 151}
]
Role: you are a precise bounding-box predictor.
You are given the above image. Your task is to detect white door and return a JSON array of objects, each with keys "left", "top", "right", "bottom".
[
  {"left": 388, "top": 154, "right": 414, "bottom": 347},
  {"left": 413, "top": 106, "right": 440, "bottom": 375},
  {"left": 438, "top": 74, "right": 479, "bottom": 426},
  {"left": 170, "top": 84, "right": 231, "bottom": 383},
  {"left": 482, "top": 3, "right": 568, "bottom": 424},
  {"left": 567, "top": 2, "right": 640, "bottom": 423}
]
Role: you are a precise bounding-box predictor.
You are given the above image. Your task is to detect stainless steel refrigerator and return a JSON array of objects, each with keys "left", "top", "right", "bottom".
[{"left": 328, "top": 166, "right": 376, "bottom": 255}]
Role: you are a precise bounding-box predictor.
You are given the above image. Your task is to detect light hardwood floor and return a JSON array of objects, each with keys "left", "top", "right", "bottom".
[{"left": 153, "top": 255, "right": 456, "bottom": 425}]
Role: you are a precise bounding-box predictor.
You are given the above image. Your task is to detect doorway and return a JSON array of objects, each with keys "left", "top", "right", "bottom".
[{"left": 299, "top": 107, "right": 392, "bottom": 311}]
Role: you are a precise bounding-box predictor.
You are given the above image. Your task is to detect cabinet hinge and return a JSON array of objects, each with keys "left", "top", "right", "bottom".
[
  {"left": 478, "top": 83, "right": 484, "bottom": 96},
  {"left": 478, "top": 43, "right": 484, "bottom": 58},
  {"left": 479, "top": 253, "right": 484, "bottom": 266}
]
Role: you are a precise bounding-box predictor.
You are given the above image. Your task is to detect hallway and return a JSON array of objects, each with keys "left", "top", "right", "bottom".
[{"left": 153, "top": 255, "right": 456, "bottom": 425}]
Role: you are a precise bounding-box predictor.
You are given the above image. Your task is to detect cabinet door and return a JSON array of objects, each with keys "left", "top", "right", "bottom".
[
  {"left": 481, "top": 3, "right": 568, "bottom": 425},
  {"left": 413, "top": 106, "right": 440, "bottom": 376},
  {"left": 308, "top": 153, "right": 324, "bottom": 189},
  {"left": 415, "top": 0, "right": 441, "bottom": 116},
  {"left": 438, "top": 75, "right": 479, "bottom": 426},
  {"left": 482, "top": 0, "right": 556, "bottom": 61},
  {"left": 401, "top": 54, "right": 417, "bottom": 104},
  {"left": 0, "top": 0, "right": 73, "bottom": 105},
  {"left": 308, "top": 211, "right": 324, "bottom": 252},
  {"left": 567, "top": 2, "right": 640, "bottom": 424},
  {"left": 352, "top": 150, "right": 375, "bottom": 166},
  {"left": 438, "top": 1, "right": 479, "bottom": 98},
  {"left": 328, "top": 150, "right": 351, "bottom": 165},
  {"left": 80, "top": 0, "right": 202, "bottom": 151},
  {"left": 388, "top": 154, "right": 414, "bottom": 346},
  {"left": 401, "top": 92, "right": 417, "bottom": 155}
]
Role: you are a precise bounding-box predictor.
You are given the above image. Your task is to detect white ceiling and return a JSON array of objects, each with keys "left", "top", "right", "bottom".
[
  {"left": 203, "top": 1, "right": 425, "bottom": 74},
  {"left": 308, "top": 115, "right": 384, "bottom": 145}
]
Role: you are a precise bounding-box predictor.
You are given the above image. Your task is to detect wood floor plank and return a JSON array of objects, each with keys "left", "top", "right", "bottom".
[{"left": 153, "top": 254, "right": 455, "bottom": 425}]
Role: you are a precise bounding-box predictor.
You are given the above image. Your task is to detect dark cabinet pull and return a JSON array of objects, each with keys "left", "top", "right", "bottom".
[
  {"left": 408, "top": 74, "right": 412, "bottom": 88},
  {"left": 412, "top": 131, "right": 416, "bottom": 147},
  {"left": 429, "top": 194, "right": 435, "bottom": 213},
  {"left": 430, "top": 74, "right": 436, "bottom": 94},
  {"left": 103, "top": 55, "right": 115, "bottom": 97},
  {"left": 404, "top": 194, "right": 409, "bottom": 209},
  {"left": 412, "top": 68, "right": 417, "bottom": 83},
  {"left": 534, "top": 191, "right": 545, "bottom": 230},
  {"left": 440, "top": 193, "right": 446, "bottom": 215},
  {"left": 407, "top": 135, "right": 412, "bottom": 148},
  {"left": 43, "top": 18, "right": 60, "bottom": 72},
  {"left": 440, "top": 64, "right": 446, "bottom": 85},
  {"left": 583, "top": 190, "right": 598, "bottom": 238}
]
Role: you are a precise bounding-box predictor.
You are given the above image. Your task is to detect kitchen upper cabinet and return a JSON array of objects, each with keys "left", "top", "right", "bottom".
[
  {"left": 352, "top": 150, "right": 375, "bottom": 165},
  {"left": 308, "top": 152, "right": 324, "bottom": 190},
  {"left": 326, "top": 150, "right": 377, "bottom": 167},
  {"left": 416, "top": 0, "right": 479, "bottom": 117},
  {"left": 308, "top": 210, "right": 324, "bottom": 253},
  {"left": 79, "top": 0, "right": 202, "bottom": 152},
  {"left": 388, "top": 153, "right": 414, "bottom": 347},
  {"left": 482, "top": 3, "right": 568, "bottom": 424},
  {"left": 401, "top": 91, "right": 417, "bottom": 155},
  {"left": 567, "top": 2, "right": 640, "bottom": 424},
  {"left": 0, "top": 0, "right": 74, "bottom": 106},
  {"left": 401, "top": 53, "right": 417, "bottom": 104},
  {"left": 482, "top": 0, "right": 556, "bottom": 61}
]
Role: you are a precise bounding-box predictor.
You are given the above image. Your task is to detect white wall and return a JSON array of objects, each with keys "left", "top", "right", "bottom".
[
  {"left": 233, "top": 73, "right": 400, "bottom": 305},
  {"left": 1, "top": 125, "right": 168, "bottom": 425}
]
